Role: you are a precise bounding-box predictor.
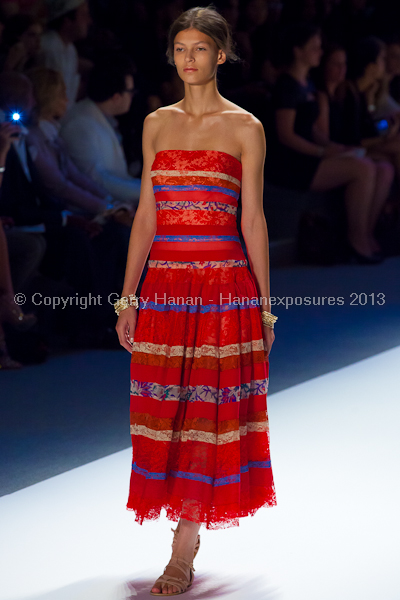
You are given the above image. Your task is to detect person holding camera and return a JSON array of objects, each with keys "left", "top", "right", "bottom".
[
  {"left": 0, "top": 120, "right": 39, "bottom": 369},
  {"left": 0, "top": 71, "right": 132, "bottom": 346}
]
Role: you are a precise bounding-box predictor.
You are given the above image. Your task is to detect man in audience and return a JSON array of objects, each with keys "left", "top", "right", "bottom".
[
  {"left": 60, "top": 56, "right": 141, "bottom": 207},
  {"left": 40, "top": 0, "right": 91, "bottom": 106}
]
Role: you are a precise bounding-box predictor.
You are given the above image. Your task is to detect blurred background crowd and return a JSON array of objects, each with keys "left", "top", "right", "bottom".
[{"left": 1, "top": 0, "right": 400, "bottom": 369}]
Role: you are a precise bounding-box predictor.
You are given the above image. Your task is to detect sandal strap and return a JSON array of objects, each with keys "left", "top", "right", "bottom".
[
  {"left": 171, "top": 525, "right": 201, "bottom": 559},
  {"left": 153, "top": 559, "right": 194, "bottom": 593},
  {"left": 168, "top": 556, "right": 195, "bottom": 575},
  {"left": 153, "top": 574, "right": 186, "bottom": 593}
]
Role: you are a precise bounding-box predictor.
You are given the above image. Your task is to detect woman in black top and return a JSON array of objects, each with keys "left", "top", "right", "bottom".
[
  {"left": 267, "top": 66, "right": 322, "bottom": 190},
  {"left": 265, "top": 23, "right": 394, "bottom": 262}
]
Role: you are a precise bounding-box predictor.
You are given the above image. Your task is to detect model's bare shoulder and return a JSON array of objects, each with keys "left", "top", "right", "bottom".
[
  {"left": 142, "top": 108, "right": 171, "bottom": 156},
  {"left": 237, "top": 113, "right": 266, "bottom": 162},
  {"left": 143, "top": 105, "right": 183, "bottom": 152},
  {"left": 147, "top": 103, "right": 183, "bottom": 121},
  {"left": 220, "top": 102, "right": 265, "bottom": 160},
  {"left": 142, "top": 108, "right": 166, "bottom": 138}
]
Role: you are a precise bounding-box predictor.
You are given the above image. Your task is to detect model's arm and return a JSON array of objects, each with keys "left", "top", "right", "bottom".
[
  {"left": 240, "top": 116, "right": 275, "bottom": 356},
  {"left": 115, "top": 112, "right": 158, "bottom": 352}
]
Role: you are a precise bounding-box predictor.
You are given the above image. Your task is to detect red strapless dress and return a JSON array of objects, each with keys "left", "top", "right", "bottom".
[{"left": 127, "top": 149, "right": 277, "bottom": 530}]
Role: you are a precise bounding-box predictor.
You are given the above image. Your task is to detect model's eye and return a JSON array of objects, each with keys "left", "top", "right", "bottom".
[{"left": 197, "top": 47, "right": 206, "bottom": 50}]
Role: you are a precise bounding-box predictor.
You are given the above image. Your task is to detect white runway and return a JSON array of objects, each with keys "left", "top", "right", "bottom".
[{"left": 1, "top": 346, "right": 399, "bottom": 600}]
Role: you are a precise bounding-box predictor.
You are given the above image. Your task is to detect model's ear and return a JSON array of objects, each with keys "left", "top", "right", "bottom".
[{"left": 218, "top": 49, "right": 226, "bottom": 65}]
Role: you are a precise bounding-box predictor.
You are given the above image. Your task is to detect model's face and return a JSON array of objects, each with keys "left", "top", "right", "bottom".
[
  {"left": 173, "top": 28, "right": 226, "bottom": 83},
  {"left": 325, "top": 50, "right": 347, "bottom": 84}
]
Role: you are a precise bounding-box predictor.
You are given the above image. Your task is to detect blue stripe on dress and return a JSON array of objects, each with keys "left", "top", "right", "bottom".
[
  {"left": 132, "top": 461, "right": 271, "bottom": 484},
  {"left": 139, "top": 299, "right": 260, "bottom": 312},
  {"left": 154, "top": 235, "right": 240, "bottom": 242},
  {"left": 153, "top": 184, "right": 239, "bottom": 199}
]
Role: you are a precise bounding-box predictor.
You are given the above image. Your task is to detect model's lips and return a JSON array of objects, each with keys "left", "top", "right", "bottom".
[{"left": 184, "top": 68, "right": 197, "bottom": 71}]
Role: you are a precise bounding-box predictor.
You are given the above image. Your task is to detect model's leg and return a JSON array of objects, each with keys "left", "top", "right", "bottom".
[{"left": 151, "top": 514, "right": 201, "bottom": 595}]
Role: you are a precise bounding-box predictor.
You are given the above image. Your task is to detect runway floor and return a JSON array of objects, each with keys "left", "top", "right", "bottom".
[{"left": 1, "top": 345, "right": 399, "bottom": 600}]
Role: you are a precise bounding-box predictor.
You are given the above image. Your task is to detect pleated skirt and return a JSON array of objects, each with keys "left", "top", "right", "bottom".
[{"left": 127, "top": 259, "right": 277, "bottom": 530}]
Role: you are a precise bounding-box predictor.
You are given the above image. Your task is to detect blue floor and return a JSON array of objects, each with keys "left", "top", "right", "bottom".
[{"left": 1, "top": 257, "right": 399, "bottom": 496}]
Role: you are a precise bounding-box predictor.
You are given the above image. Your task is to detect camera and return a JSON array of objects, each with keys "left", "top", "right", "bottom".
[{"left": 0, "top": 109, "right": 24, "bottom": 137}]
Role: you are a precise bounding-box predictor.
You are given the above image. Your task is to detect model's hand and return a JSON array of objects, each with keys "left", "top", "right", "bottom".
[
  {"left": 115, "top": 306, "right": 137, "bottom": 352},
  {"left": 262, "top": 324, "right": 275, "bottom": 359}
]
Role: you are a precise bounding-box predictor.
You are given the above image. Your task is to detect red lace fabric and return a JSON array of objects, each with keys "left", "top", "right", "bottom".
[{"left": 127, "top": 150, "right": 277, "bottom": 530}]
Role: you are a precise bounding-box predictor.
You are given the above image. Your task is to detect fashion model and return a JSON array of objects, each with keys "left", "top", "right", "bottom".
[{"left": 115, "top": 6, "right": 277, "bottom": 596}]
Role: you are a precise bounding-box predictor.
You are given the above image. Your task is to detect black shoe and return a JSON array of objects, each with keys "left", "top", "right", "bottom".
[{"left": 347, "top": 242, "right": 384, "bottom": 265}]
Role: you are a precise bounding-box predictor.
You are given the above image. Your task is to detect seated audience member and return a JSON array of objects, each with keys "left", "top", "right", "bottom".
[
  {"left": 265, "top": 23, "right": 394, "bottom": 263},
  {"left": 316, "top": 40, "right": 400, "bottom": 135},
  {"left": 0, "top": 121, "right": 38, "bottom": 370},
  {"left": 327, "top": 37, "right": 400, "bottom": 198},
  {"left": 368, "top": 36, "right": 400, "bottom": 120},
  {"left": 60, "top": 56, "right": 141, "bottom": 206},
  {"left": 40, "top": 0, "right": 91, "bottom": 107},
  {"left": 26, "top": 67, "right": 111, "bottom": 216},
  {"left": 314, "top": 43, "right": 348, "bottom": 144},
  {"left": 0, "top": 14, "right": 42, "bottom": 72},
  {"left": 0, "top": 71, "right": 131, "bottom": 344}
]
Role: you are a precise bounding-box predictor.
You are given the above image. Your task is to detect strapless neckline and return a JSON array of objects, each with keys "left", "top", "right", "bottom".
[{"left": 154, "top": 149, "right": 242, "bottom": 166}]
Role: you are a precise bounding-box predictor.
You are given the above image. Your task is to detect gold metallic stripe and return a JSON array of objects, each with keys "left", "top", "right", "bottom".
[
  {"left": 150, "top": 169, "right": 241, "bottom": 187},
  {"left": 130, "top": 422, "right": 269, "bottom": 444},
  {"left": 131, "top": 339, "right": 264, "bottom": 358}
]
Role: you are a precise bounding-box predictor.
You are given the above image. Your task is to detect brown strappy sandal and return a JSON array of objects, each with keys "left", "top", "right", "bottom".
[{"left": 150, "top": 555, "right": 195, "bottom": 596}]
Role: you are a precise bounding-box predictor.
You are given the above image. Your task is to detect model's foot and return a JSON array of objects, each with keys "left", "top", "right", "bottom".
[
  {"left": 151, "top": 519, "right": 200, "bottom": 595},
  {"left": 151, "top": 558, "right": 190, "bottom": 594}
]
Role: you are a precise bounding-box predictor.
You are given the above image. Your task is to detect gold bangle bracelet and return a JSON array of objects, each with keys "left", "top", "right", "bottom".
[
  {"left": 114, "top": 294, "right": 139, "bottom": 316},
  {"left": 261, "top": 310, "right": 278, "bottom": 329}
]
